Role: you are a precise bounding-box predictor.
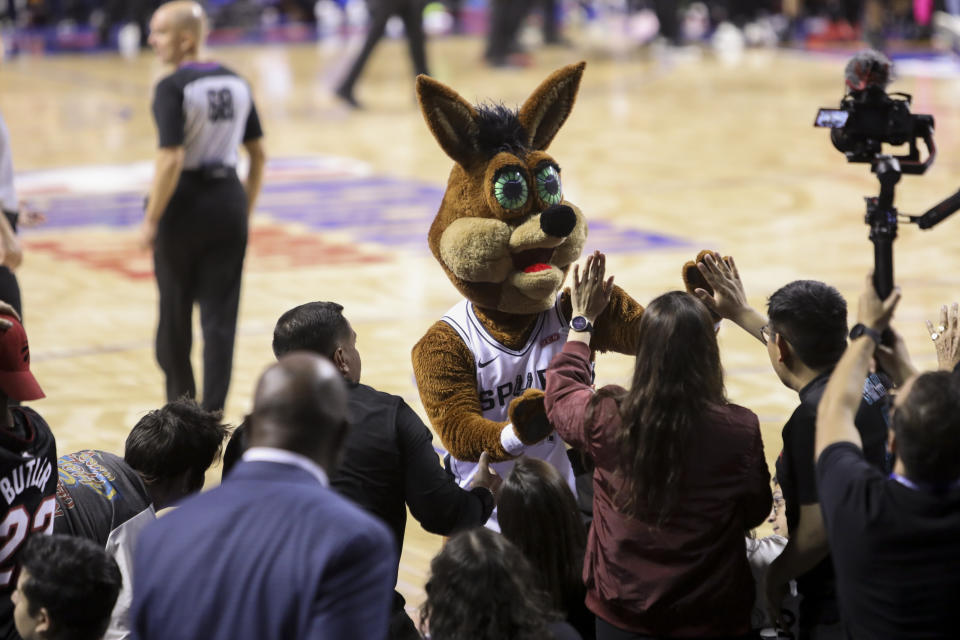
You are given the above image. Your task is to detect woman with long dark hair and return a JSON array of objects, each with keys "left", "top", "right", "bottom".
[
  {"left": 545, "top": 252, "right": 772, "bottom": 639},
  {"left": 419, "top": 527, "right": 582, "bottom": 640},
  {"left": 499, "top": 457, "right": 595, "bottom": 639}
]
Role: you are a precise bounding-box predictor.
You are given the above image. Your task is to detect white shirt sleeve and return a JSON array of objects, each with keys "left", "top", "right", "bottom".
[{"left": 103, "top": 505, "right": 157, "bottom": 640}]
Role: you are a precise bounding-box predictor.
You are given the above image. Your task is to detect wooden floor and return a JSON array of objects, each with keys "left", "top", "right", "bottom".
[{"left": 3, "top": 33, "right": 960, "bottom": 613}]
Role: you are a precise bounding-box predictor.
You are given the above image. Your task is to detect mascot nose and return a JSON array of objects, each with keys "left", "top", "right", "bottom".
[{"left": 540, "top": 204, "right": 576, "bottom": 238}]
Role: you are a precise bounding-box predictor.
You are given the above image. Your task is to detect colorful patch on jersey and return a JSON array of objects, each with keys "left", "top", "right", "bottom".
[{"left": 57, "top": 451, "right": 118, "bottom": 501}]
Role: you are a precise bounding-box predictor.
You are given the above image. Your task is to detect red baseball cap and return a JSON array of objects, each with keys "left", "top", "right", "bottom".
[{"left": 0, "top": 314, "right": 44, "bottom": 402}]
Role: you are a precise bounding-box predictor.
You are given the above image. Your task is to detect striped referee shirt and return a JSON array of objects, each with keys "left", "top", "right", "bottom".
[{"left": 152, "top": 62, "right": 263, "bottom": 170}]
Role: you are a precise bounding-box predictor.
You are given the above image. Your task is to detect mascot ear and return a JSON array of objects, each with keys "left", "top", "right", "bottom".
[
  {"left": 417, "top": 74, "right": 483, "bottom": 170},
  {"left": 518, "top": 61, "right": 586, "bottom": 151}
]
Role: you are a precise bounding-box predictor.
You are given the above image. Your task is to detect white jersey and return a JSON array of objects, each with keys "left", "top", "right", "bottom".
[
  {"left": 0, "top": 112, "right": 16, "bottom": 212},
  {"left": 441, "top": 297, "right": 579, "bottom": 530}
]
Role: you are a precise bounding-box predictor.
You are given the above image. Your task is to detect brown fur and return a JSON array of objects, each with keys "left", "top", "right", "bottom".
[
  {"left": 681, "top": 249, "right": 731, "bottom": 323},
  {"left": 412, "top": 63, "right": 653, "bottom": 463}
]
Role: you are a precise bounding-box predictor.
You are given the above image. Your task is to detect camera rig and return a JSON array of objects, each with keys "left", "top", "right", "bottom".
[{"left": 817, "top": 86, "right": 960, "bottom": 299}]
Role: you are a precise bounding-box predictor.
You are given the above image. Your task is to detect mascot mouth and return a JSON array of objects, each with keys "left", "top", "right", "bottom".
[{"left": 512, "top": 248, "right": 555, "bottom": 274}]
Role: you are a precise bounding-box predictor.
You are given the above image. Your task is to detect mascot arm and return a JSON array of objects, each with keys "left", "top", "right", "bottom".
[
  {"left": 560, "top": 285, "right": 644, "bottom": 355},
  {"left": 413, "top": 322, "right": 551, "bottom": 463}
]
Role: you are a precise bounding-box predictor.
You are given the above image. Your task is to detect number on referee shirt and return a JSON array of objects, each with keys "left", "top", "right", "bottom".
[{"left": 208, "top": 88, "right": 235, "bottom": 122}]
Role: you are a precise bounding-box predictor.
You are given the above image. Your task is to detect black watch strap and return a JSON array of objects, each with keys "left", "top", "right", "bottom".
[{"left": 850, "top": 323, "right": 882, "bottom": 346}]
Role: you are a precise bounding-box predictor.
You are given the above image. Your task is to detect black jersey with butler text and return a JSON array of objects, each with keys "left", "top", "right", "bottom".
[
  {"left": 0, "top": 407, "right": 57, "bottom": 640},
  {"left": 152, "top": 62, "right": 263, "bottom": 169}
]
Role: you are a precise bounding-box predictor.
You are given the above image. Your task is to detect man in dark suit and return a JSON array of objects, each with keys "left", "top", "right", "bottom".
[
  {"left": 130, "top": 353, "right": 396, "bottom": 640},
  {"left": 266, "top": 301, "right": 499, "bottom": 639}
]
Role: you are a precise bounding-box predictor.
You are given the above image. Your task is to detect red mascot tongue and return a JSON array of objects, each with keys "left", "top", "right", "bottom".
[{"left": 524, "top": 263, "right": 552, "bottom": 273}]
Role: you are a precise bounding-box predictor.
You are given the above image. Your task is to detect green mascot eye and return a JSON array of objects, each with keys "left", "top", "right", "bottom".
[
  {"left": 536, "top": 165, "right": 562, "bottom": 206},
  {"left": 493, "top": 169, "right": 529, "bottom": 210}
]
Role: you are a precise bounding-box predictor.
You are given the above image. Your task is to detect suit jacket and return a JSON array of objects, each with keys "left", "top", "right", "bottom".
[
  {"left": 130, "top": 460, "right": 396, "bottom": 640},
  {"left": 332, "top": 382, "right": 492, "bottom": 556}
]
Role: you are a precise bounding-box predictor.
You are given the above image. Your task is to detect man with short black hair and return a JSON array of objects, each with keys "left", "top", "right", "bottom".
[
  {"left": 695, "top": 255, "right": 889, "bottom": 639},
  {"left": 816, "top": 276, "right": 960, "bottom": 638},
  {"left": 11, "top": 534, "right": 121, "bottom": 640},
  {"left": 268, "top": 301, "right": 499, "bottom": 639},
  {"left": 54, "top": 399, "right": 229, "bottom": 640},
  {"left": 131, "top": 354, "right": 396, "bottom": 640}
]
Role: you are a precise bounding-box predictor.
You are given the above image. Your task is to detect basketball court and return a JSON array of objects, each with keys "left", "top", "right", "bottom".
[{"left": 2, "top": 32, "right": 960, "bottom": 609}]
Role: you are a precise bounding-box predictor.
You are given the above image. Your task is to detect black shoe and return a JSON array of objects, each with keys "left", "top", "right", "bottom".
[{"left": 335, "top": 86, "right": 361, "bottom": 109}]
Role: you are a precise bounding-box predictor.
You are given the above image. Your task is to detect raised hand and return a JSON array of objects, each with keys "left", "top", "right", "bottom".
[
  {"left": 571, "top": 250, "right": 614, "bottom": 323},
  {"left": 926, "top": 302, "right": 960, "bottom": 372},
  {"left": 694, "top": 252, "right": 748, "bottom": 321}
]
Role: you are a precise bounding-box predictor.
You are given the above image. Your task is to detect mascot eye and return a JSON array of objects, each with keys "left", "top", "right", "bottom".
[
  {"left": 536, "top": 165, "right": 562, "bottom": 206},
  {"left": 493, "top": 169, "right": 529, "bottom": 210}
]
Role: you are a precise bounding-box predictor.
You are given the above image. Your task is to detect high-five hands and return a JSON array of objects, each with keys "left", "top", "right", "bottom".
[
  {"left": 571, "top": 250, "right": 614, "bottom": 324},
  {"left": 694, "top": 252, "right": 748, "bottom": 321}
]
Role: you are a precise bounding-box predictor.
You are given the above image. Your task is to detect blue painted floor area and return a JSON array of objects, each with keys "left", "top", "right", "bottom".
[{"left": 27, "top": 162, "right": 691, "bottom": 255}]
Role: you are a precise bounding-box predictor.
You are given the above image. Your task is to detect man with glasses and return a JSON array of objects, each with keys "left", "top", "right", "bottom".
[{"left": 693, "top": 254, "right": 889, "bottom": 640}]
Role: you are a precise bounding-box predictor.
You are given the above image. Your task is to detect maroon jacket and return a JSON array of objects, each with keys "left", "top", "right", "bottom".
[{"left": 545, "top": 341, "right": 771, "bottom": 637}]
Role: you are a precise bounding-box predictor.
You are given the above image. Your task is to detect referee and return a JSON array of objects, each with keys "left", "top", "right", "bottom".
[{"left": 142, "top": 0, "right": 266, "bottom": 412}]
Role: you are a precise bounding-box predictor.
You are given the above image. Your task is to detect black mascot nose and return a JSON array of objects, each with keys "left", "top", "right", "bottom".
[{"left": 540, "top": 204, "right": 576, "bottom": 238}]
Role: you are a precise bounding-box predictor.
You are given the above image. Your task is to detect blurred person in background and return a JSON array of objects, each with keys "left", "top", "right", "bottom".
[
  {"left": 335, "top": 0, "right": 429, "bottom": 108},
  {"left": 142, "top": 0, "right": 266, "bottom": 412}
]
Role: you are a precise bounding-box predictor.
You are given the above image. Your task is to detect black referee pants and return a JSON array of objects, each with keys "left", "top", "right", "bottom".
[
  {"left": 154, "top": 169, "right": 247, "bottom": 413},
  {"left": 337, "top": 0, "right": 429, "bottom": 96}
]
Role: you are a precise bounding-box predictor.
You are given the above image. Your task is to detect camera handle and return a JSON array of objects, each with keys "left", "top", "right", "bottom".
[{"left": 867, "top": 155, "right": 901, "bottom": 299}]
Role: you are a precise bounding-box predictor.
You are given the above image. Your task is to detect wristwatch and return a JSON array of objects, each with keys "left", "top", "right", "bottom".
[
  {"left": 570, "top": 315, "right": 593, "bottom": 334},
  {"left": 849, "top": 323, "right": 882, "bottom": 346}
]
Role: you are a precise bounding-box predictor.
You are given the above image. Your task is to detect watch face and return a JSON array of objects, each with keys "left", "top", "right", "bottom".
[{"left": 571, "top": 316, "right": 588, "bottom": 331}]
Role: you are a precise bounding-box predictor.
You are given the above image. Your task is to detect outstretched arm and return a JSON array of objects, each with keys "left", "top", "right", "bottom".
[
  {"left": 816, "top": 274, "right": 900, "bottom": 459},
  {"left": 695, "top": 253, "right": 767, "bottom": 343},
  {"left": 413, "top": 322, "right": 515, "bottom": 462},
  {"left": 398, "top": 401, "right": 494, "bottom": 532}
]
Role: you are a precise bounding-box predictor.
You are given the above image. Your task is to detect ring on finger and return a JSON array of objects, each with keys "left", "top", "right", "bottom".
[
  {"left": 938, "top": 325, "right": 947, "bottom": 333},
  {"left": 931, "top": 332, "right": 941, "bottom": 341}
]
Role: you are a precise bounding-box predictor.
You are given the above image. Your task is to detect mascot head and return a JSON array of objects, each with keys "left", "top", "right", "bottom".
[{"left": 417, "top": 62, "right": 589, "bottom": 315}]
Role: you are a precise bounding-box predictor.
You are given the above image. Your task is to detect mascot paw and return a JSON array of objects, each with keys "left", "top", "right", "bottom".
[
  {"left": 682, "top": 249, "right": 727, "bottom": 323},
  {"left": 507, "top": 389, "right": 553, "bottom": 445}
]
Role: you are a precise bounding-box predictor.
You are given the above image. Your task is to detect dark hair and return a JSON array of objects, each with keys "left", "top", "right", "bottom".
[
  {"left": 19, "top": 534, "right": 122, "bottom": 640},
  {"left": 612, "top": 291, "right": 726, "bottom": 521},
  {"left": 124, "top": 398, "right": 229, "bottom": 491},
  {"left": 767, "top": 280, "right": 848, "bottom": 370},
  {"left": 498, "top": 457, "right": 586, "bottom": 613},
  {"left": 475, "top": 103, "right": 527, "bottom": 158},
  {"left": 893, "top": 371, "right": 960, "bottom": 486},
  {"left": 420, "top": 528, "right": 558, "bottom": 640},
  {"left": 221, "top": 416, "right": 249, "bottom": 479},
  {"left": 272, "top": 302, "right": 349, "bottom": 359}
]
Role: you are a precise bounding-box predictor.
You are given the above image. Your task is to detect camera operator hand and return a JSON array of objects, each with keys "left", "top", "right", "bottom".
[
  {"left": 857, "top": 272, "right": 901, "bottom": 333},
  {"left": 695, "top": 253, "right": 768, "bottom": 343},
  {"left": 875, "top": 327, "right": 917, "bottom": 388},
  {"left": 926, "top": 302, "right": 960, "bottom": 372}
]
